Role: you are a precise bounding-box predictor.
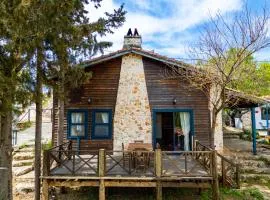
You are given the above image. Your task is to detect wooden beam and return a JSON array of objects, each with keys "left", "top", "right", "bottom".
[
  {"left": 155, "top": 149, "right": 162, "bottom": 177},
  {"left": 99, "top": 149, "right": 105, "bottom": 177},
  {"left": 156, "top": 181, "right": 162, "bottom": 200},
  {"left": 105, "top": 181, "right": 156, "bottom": 187},
  {"left": 162, "top": 182, "right": 211, "bottom": 188},
  {"left": 212, "top": 150, "right": 220, "bottom": 200},
  {"left": 49, "top": 180, "right": 99, "bottom": 187},
  {"left": 42, "top": 179, "right": 49, "bottom": 200},
  {"left": 99, "top": 180, "right": 105, "bottom": 200}
]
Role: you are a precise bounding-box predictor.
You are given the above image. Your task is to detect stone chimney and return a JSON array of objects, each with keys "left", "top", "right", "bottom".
[{"left": 123, "top": 28, "right": 142, "bottom": 49}]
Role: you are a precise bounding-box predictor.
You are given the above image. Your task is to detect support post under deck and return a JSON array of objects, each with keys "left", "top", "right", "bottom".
[
  {"left": 212, "top": 150, "right": 220, "bottom": 200},
  {"left": 155, "top": 149, "right": 162, "bottom": 200},
  {"left": 99, "top": 149, "right": 106, "bottom": 200}
]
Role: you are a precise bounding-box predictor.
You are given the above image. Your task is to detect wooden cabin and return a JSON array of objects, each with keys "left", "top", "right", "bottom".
[
  {"left": 52, "top": 30, "right": 215, "bottom": 152},
  {"left": 43, "top": 30, "right": 264, "bottom": 200}
]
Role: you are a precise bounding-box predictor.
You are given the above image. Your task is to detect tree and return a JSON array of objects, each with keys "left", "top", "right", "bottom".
[
  {"left": 0, "top": 1, "right": 35, "bottom": 199},
  {"left": 34, "top": 1, "right": 126, "bottom": 199},
  {"left": 169, "top": 3, "right": 270, "bottom": 154},
  {"left": 189, "top": 4, "right": 270, "bottom": 147},
  {"left": 0, "top": 1, "right": 126, "bottom": 199}
]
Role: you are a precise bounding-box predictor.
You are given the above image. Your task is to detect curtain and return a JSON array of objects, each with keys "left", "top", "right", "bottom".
[
  {"left": 71, "top": 113, "right": 83, "bottom": 136},
  {"left": 72, "top": 113, "right": 83, "bottom": 123},
  {"left": 180, "top": 112, "right": 191, "bottom": 151},
  {"left": 101, "top": 113, "right": 109, "bottom": 123}
]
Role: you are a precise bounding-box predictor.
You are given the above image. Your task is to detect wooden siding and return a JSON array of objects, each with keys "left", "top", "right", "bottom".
[
  {"left": 143, "top": 57, "right": 211, "bottom": 146},
  {"left": 52, "top": 55, "right": 212, "bottom": 150},
  {"left": 52, "top": 57, "right": 122, "bottom": 150}
]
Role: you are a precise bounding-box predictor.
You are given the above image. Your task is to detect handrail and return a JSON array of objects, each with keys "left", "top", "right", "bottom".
[
  {"left": 48, "top": 141, "right": 72, "bottom": 151},
  {"left": 217, "top": 153, "right": 238, "bottom": 167}
]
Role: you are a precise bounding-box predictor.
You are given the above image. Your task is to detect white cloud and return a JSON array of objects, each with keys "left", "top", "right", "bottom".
[{"left": 86, "top": 0, "right": 243, "bottom": 58}]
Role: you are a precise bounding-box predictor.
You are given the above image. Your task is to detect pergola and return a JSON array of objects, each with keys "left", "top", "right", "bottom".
[{"left": 225, "top": 88, "right": 270, "bottom": 155}]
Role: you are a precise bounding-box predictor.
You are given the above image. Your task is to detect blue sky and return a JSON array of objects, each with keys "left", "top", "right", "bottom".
[{"left": 86, "top": 0, "right": 270, "bottom": 62}]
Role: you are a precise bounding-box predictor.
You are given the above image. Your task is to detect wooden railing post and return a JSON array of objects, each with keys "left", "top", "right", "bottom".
[
  {"left": 236, "top": 164, "right": 240, "bottom": 189},
  {"left": 42, "top": 150, "right": 50, "bottom": 200},
  {"left": 221, "top": 158, "right": 225, "bottom": 187},
  {"left": 43, "top": 150, "right": 50, "bottom": 177},
  {"left": 212, "top": 150, "right": 220, "bottom": 200},
  {"left": 194, "top": 139, "right": 198, "bottom": 151},
  {"left": 98, "top": 149, "right": 106, "bottom": 200},
  {"left": 155, "top": 149, "right": 162, "bottom": 200}
]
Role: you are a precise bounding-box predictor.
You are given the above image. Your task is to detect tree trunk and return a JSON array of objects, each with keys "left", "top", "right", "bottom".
[
  {"left": 0, "top": 111, "right": 13, "bottom": 200},
  {"left": 57, "top": 65, "right": 65, "bottom": 146},
  {"left": 34, "top": 49, "right": 43, "bottom": 200},
  {"left": 210, "top": 108, "right": 218, "bottom": 149}
]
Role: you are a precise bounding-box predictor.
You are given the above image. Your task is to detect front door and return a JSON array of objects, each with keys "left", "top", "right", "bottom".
[{"left": 154, "top": 110, "right": 193, "bottom": 151}]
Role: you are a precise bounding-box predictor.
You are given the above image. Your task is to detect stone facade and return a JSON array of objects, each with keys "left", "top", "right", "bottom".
[
  {"left": 123, "top": 36, "right": 142, "bottom": 49},
  {"left": 209, "top": 85, "right": 223, "bottom": 150},
  {"left": 113, "top": 54, "right": 152, "bottom": 150}
]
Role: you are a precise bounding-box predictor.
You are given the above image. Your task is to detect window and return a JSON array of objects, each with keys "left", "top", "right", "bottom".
[
  {"left": 261, "top": 107, "right": 270, "bottom": 120},
  {"left": 67, "top": 110, "right": 88, "bottom": 139},
  {"left": 92, "top": 109, "right": 112, "bottom": 139}
]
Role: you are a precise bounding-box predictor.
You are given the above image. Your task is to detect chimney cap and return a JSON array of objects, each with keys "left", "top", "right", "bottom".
[{"left": 123, "top": 28, "right": 142, "bottom": 49}]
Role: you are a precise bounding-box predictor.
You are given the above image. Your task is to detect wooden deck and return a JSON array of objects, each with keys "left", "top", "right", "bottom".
[{"left": 42, "top": 141, "right": 240, "bottom": 200}]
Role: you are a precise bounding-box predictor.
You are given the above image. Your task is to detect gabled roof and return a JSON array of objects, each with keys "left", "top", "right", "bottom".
[
  {"left": 82, "top": 47, "right": 192, "bottom": 69},
  {"left": 82, "top": 47, "right": 270, "bottom": 108}
]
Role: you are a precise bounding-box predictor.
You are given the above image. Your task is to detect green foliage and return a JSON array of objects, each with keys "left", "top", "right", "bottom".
[
  {"left": 42, "top": 140, "right": 53, "bottom": 151},
  {"left": 16, "top": 121, "right": 33, "bottom": 131},
  {"left": 240, "top": 129, "right": 259, "bottom": 141},
  {"left": 224, "top": 49, "right": 270, "bottom": 96},
  {"left": 19, "top": 143, "right": 29, "bottom": 150},
  {"left": 201, "top": 187, "right": 264, "bottom": 200}
]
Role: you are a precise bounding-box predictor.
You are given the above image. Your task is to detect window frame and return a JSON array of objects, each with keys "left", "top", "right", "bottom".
[
  {"left": 67, "top": 109, "right": 88, "bottom": 140},
  {"left": 261, "top": 107, "right": 270, "bottom": 121},
  {"left": 91, "top": 109, "right": 112, "bottom": 140}
]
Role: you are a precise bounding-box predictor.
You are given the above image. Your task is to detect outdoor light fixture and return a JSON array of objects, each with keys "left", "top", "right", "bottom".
[
  {"left": 87, "top": 97, "right": 92, "bottom": 104},
  {"left": 173, "top": 98, "right": 177, "bottom": 105}
]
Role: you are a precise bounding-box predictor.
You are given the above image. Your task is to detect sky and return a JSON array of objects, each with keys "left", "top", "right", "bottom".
[{"left": 86, "top": 0, "right": 270, "bottom": 62}]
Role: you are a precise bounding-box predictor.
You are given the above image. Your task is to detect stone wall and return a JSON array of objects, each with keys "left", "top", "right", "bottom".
[
  {"left": 113, "top": 54, "right": 152, "bottom": 150},
  {"left": 209, "top": 85, "right": 223, "bottom": 150}
]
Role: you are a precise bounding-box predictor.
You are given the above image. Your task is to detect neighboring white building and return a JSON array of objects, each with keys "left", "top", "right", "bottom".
[{"left": 235, "top": 105, "right": 270, "bottom": 131}]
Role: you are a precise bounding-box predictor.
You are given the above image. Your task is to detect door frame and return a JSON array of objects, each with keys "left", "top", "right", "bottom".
[{"left": 152, "top": 108, "right": 195, "bottom": 150}]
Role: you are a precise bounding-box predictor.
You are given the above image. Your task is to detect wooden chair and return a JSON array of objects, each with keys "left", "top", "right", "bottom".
[
  {"left": 134, "top": 148, "right": 149, "bottom": 173},
  {"left": 122, "top": 143, "right": 130, "bottom": 169}
]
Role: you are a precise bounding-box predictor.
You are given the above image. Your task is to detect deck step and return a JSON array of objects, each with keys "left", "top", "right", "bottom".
[
  {"left": 241, "top": 167, "right": 270, "bottom": 174},
  {"left": 241, "top": 173, "right": 270, "bottom": 182},
  {"left": 13, "top": 159, "right": 33, "bottom": 167},
  {"left": 13, "top": 153, "right": 34, "bottom": 161},
  {"left": 13, "top": 165, "right": 34, "bottom": 176}
]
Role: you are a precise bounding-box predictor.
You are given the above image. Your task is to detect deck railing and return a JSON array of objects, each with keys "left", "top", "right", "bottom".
[
  {"left": 217, "top": 153, "right": 240, "bottom": 189},
  {"left": 43, "top": 141, "right": 239, "bottom": 189},
  {"left": 194, "top": 140, "right": 240, "bottom": 189},
  {"left": 161, "top": 151, "right": 213, "bottom": 177}
]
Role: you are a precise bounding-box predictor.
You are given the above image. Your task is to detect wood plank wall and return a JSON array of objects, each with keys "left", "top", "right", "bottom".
[
  {"left": 143, "top": 57, "right": 211, "bottom": 146},
  {"left": 52, "top": 55, "right": 212, "bottom": 150},
  {"left": 52, "top": 58, "right": 122, "bottom": 151}
]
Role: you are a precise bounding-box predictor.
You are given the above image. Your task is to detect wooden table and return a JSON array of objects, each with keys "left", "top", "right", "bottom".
[
  {"left": 127, "top": 143, "right": 153, "bottom": 151},
  {"left": 126, "top": 143, "right": 153, "bottom": 172}
]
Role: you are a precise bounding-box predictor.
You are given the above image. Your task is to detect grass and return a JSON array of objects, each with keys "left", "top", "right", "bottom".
[
  {"left": 257, "top": 156, "right": 270, "bottom": 166},
  {"left": 19, "top": 142, "right": 29, "bottom": 149},
  {"left": 201, "top": 187, "right": 264, "bottom": 200}
]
